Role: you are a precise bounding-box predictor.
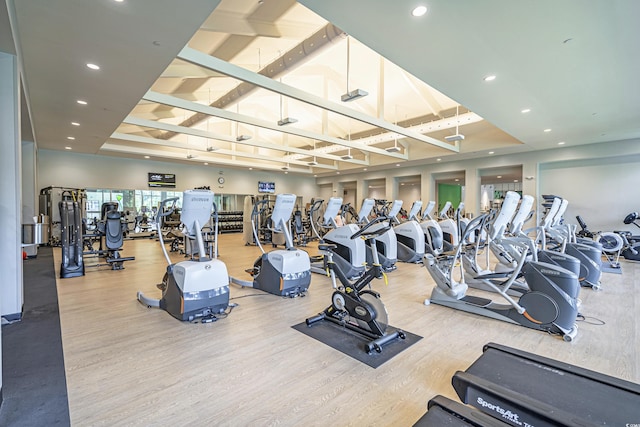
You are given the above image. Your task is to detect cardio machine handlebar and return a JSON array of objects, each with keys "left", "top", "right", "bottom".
[
  {"left": 252, "top": 199, "right": 271, "bottom": 216},
  {"left": 350, "top": 216, "right": 391, "bottom": 240},
  {"left": 156, "top": 197, "right": 180, "bottom": 223}
]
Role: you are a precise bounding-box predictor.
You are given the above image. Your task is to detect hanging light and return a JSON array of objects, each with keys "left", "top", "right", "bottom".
[
  {"left": 445, "top": 105, "right": 465, "bottom": 142},
  {"left": 341, "top": 36, "right": 368, "bottom": 102}
]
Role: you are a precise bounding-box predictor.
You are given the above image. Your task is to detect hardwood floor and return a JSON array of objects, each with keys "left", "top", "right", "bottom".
[{"left": 54, "top": 234, "right": 640, "bottom": 426}]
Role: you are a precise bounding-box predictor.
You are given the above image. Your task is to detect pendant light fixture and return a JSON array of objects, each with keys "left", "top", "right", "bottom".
[{"left": 341, "top": 36, "right": 368, "bottom": 102}]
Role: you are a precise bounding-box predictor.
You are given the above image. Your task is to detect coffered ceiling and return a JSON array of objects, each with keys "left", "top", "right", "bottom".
[{"left": 6, "top": 0, "right": 639, "bottom": 176}]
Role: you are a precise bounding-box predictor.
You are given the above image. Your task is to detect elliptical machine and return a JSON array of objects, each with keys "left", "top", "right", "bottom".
[
  {"left": 231, "top": 193, "right": 311, "bottom": 297},
  {"left": 425, "top": 213, "right": 580, "bottom": 342},
  {"left": 310, "top": 197, "right": 366, "bottom": 280},
  {"left": 356, "top": 198, "right": 398, "bottom": 272},
  {"left": 393, "top": 200, "right": 425, "bottom": 263},
  {"left": 540, "top": 197, "right": 602, "bottom": 289},
  {"left": 137, "top": 189, "right": 230, "bottom": 322},
  {"left": 305, "top": 216, "right": 406, "bottom": 354}
]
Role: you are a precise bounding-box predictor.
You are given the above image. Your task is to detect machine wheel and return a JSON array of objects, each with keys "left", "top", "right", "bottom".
[
  {"left": 563, "top": 325, "right": 578, "bottom": 342},
  {"left": 519, "top": 292, "right": 559, "bottom": 325},
  {"left": 365, "top": 342, "right": 382, "bottom": 354},
  {"left": 331, "top": 293, "right": 346, "bottom": 311},
  {"left": 355, "top": 293, "right": 388, "bottom": 333},
  {"left": 598, "top": 232, "right": 624, "bottom": 253}
]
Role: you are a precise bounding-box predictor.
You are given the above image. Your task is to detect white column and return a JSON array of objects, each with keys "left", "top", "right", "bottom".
[
  {"left": 421, "top": 170, "right": 434, "bottom": 203},
  {"left": 464, "top": 167, "right": 480, "bottom": 217},
  {"left": 22, "top": 141, "right": 37, "bottom": 222},
  {"left": 0, "top": 52, "right": 23, "bottom": 320},
  {"left": 522, "top": 160, "right": 539, "bottom": 225}
]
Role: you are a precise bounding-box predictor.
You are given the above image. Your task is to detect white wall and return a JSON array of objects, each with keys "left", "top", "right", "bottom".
[
  {"left": 540, "top": 155, "right": 640, "bottom": 233},
  {"left": 316, "top": 139, "right": 640, "bottom": 232},
  {"left": 398, "top": 183, "right": 420, "bottom": 206},
  {"left": 39, "top": 139, "right": 640, "bottom": 233},
  {"left": 38, "top": 150, "right": 319, "bottom": 202}
]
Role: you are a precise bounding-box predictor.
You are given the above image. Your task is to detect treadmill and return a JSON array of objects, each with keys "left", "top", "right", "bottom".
[{"left": 452, "top": 343, "right": 640, "bottom": 426}]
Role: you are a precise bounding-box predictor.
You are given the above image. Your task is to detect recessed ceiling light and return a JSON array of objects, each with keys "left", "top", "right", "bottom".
[
  {"left": 558, "top": 141, "right": 566, "bottom": 145},
  {"left": 411, "top": 5, "right": 427, "bottom": 17},
  {"left": 521, "top": 108, "right": 531, "bottom": 113},
  {"left": 336, "top": 172, "right": 340, "bottom": 175},
  {"left": 71, "top": 122, "right": 80, "bottom": 126},
  {"left": 488, "top": 151, "right": 495, "bottom": 155},
  {"left": 497, "top": 175, "right": 502, "bottom": 179},
  {"left": 363, "top": 168, "right": 367, "bottom": 171},
  {"left": 67, "top": 136, "right": 75, "bottom": 140},
  {"left": 436, "top": 158, "right": 441, "bottom": 161},
  {"left": 544, "top": 128, "right": 552, "bottom": 132},
  {"left": 396, "top": 164, "right": 400, "bottom": 167},
  {"left": 65, "top": 146, "right": 72, "bottom": 150},
  {"left": 114, "top": 0, "right": 124, "bottom": 2},
  {"left": 144, "top": 156, "right": 150, "bottom": 159},
  {"left": 455, "top": 179, "right": 460, "bottom": 182},
  {"left": 86, "top": 63, "right": 100, "bottom": 70},
  {"left": 483, "top": 75, "right": 496, "bottom": 82},
  {"left": 513, "top": 179, "right": 518, "bottom": 183},
  {"left": 77, "top": 100, "right": 87, "bottom": 105},
  {"left": 204, "top": 162, "right": 209, "bottom": 165}
]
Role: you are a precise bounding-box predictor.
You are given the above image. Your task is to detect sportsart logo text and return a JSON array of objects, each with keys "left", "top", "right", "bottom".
[{"left": 477, "top": 397, "right": 534, "bottom": 426}]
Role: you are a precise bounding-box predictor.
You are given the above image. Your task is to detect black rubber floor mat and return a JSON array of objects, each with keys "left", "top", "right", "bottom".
[{"left": 292, "top": 320, "right": 422, "bottom": 368}]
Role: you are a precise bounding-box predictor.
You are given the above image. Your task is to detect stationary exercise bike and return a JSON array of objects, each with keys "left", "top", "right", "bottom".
[
  {"left": 305, "top": 217, "right": 406, "bottom": 354},
  {"left": 137, "top": 190, "right": 230, "bottom": 322}
]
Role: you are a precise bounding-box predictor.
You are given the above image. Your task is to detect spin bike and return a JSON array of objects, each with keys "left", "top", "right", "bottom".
[{"left": 305, "top": 217, "right": 406, "bottom": 354}]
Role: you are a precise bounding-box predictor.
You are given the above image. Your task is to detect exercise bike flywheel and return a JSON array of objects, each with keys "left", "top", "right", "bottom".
[{"left": 355, "top": 293, "right": 388, "bottom": 333}]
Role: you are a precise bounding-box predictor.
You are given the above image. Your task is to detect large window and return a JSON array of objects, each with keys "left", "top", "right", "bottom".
[
  {"left": 84, "top": 188, "right": 248, "bottom": 220},
  {"left": 85, "top": 189, "right": 182, "bottom": 219}
]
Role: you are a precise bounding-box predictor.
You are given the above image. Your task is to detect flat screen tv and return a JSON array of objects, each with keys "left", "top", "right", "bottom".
[{"left": 258, "top": 181, "right": 275, "bottom": 194}]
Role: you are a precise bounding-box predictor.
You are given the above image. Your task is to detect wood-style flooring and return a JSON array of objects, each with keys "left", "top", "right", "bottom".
[{"left": 54, "top": 234, "right": 639, "bottom": 426}]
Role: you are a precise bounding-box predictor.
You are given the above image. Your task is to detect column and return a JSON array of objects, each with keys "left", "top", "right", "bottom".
[
  {"left": 0, "top": 52, "right": 23, "bottom": 320},
  {"left": 464, "top": 167, "right": 480, "bottom": 217},
  {"left": 522, "top": 160, "right": 539, "bottom": 225},
  {"left": 421, "top": 170, "right": 434, "bottom": 203}
]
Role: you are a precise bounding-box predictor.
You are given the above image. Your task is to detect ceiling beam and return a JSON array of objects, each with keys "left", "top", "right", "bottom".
[
  {"left": 101, "top": 142, "right": 313, "bottom": 174},
  {"left": 109, "top": 131, "right": 338, "bottom": 170},
  {"left": 143, "top": 90, "right": 408, "bottom": 160},
  {"left": 177, "top": 46, "right": 459, "bottom": 153},
  {"left": 120, "top": 115, "right": 368, "bottom": 165}
]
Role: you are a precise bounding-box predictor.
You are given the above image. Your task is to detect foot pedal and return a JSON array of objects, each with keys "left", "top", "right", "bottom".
[{"left": 461, "top": 295, "right": 492, "bottom": 308}]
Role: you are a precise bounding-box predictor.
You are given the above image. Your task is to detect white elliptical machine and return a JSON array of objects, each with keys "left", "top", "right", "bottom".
[
  {"left": 393, "top": 200, "right": 425, "bottom": 263},
  {"left": 356, "top": 198, "right": 398, "bottom": 272},
  {"left": 420, "top": 200, "right": 453, "bottom": 256},
  {"left": 231, "top": 193, "right": 311, "bottom": 297},
  {"left": 137, "top": 189, "right": 230, "bottom": 322},
  {"left": 538, "top": 197, "right": 602, "bottom": 289},
  {"left": 424, "top": 212, "right": 580, "bottom": 342},
  {"left": 310, "top": 197, "right": 366, "bottom": 280}
]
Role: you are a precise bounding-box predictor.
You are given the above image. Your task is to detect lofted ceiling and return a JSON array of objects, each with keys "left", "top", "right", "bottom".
[{"left": 6, "top": 0, "right": 640, "bottom": 177}]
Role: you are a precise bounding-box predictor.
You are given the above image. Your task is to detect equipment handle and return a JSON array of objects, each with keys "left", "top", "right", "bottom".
[{"left": 350, "top": 216, "right": 391, "bottom": 240}]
